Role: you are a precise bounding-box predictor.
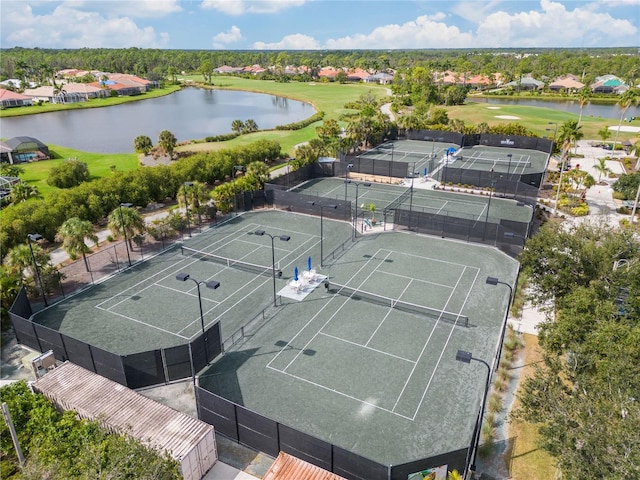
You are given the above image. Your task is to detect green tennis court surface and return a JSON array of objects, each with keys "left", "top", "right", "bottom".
[
  {"left": 292, "top": 177, "right": 533, "bottom": 224},
  {"left": 33, "top": 211, "right": 352, "bottom": 354},
  {"left": 199, "top": 218, "right": 519, "bottom": 466}
]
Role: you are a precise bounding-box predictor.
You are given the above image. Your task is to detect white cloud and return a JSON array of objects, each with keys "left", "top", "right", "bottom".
[
  {"left": 213, "top": 25, "right": 243, "bottom": 48},
  {"left": 55, "top": 0, "right": 182, "bottom": 18},
  {"left": 1, "top": 2, "right": 170, "bottom": 48},
  {"left": 449, "top": 0, "right": 502, "bottom": 24},
  {"left": 323, "top": 15, "right": 475, "bottom": 49},
  {"left": 252, "top": 33, "right": 320, "bottom": 50},
  {"left": 201, "top": 0, "right": 306, "bottom": 15},
  {"left": 475, "top": 0, "right": 638, "bottom": 47},
  {"left": 256, "top": 0, "right": 637, "bottom": 49}
]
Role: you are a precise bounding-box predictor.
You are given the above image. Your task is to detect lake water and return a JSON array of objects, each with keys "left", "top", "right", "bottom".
[
  {"left": 0, "top": 88, "right": 315, "bottom": 153},
  {"left": 468, "top": 97, "right": 640, "bottom": 120}
]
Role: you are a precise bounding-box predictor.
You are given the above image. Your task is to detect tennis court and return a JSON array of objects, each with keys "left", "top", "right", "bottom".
[
  {"left": 453, "top": 145, "right": 549, "bottom": 175},
  {"left": 200, "top": 225, "right": 519, "bottom": 467},
  {"left": 32, "top": 211, "right": 353, "bottom": 354},
  {"left": 356, "top": 138, "right": 459, "bottom": 176},
  {"left": 290, "top": 177, "right": 533, "bottom": 225}
]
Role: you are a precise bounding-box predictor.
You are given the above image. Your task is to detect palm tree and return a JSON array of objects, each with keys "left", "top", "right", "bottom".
[
  {"left": 179, "top": 181, "right": 209, "bottom": 225},
  {"left": 56, "top": 217, "right": 98, "bottom": 272},
  {"left": 558, "top": 120, "right": 584, "bottom": 156},
  {"left": 593, "top": 158, "right": 611, "bottom": 183},
  {"left": 246, "top": 161, "right": 270, "bottom": 190},
  {"left": 576, "top": 88, "right": 591, "bottom": 126},
  {"left": 231, "top": 119, "right": 244, "bottom": 133},
  {"left": 9, "top": 182, "right": 40, "bottom": 203},
  {"left": 4, "top": 243, "right": 52, "bottom": 299},
  {"left": 243, "top": 119, "right": 258, "bottom": 133},
  {"left": 597, "top": 127, "right": 612, "bottom": 147},
  {"left": 210, "top": 183, "right": 235, "bottom": 214},
  {"left": 107, "top": 206, "right": 145, "bottom": 250},
  {"left": 612, "top": 88, "right": 639, "bottom": 150}
]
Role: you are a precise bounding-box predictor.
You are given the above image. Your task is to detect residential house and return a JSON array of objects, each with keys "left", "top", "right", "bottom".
[
  {"left": 364, "top": 72, "right": 394, "bottom": 85},
  {"left": 591, "top": 75, "right": 629, "bottom": 94},
  {"left": 548, "top": 75, "right": 585, "bottom": 92},
  {"left": 214, "top": 65, "right": 245, "bottom": 74},
  {"left": 504, "top": 75, "right": 544, "bottom": 90},
  {"left": 0, "top": 136, "right": 50, "bottom": 164},
  {"left": 0, "top": 88, "right": 33, "bottom": 108}
]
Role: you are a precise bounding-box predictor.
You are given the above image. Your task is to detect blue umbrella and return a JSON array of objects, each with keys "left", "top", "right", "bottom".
[
  {"left": 424, "top": 167, "right": 427, "bottom": 177},
  {"left": 307, "top": 256, "right": 312, "bottom": 271},
  {"left": 294, "top": 267, "right": 299, "bottom": 281}
]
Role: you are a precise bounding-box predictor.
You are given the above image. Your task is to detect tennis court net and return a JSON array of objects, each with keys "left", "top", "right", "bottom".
[
  {"left": 326, "top": 282, "right": 469, "bottom": 327},
  {"left": 181, "top": 246, "right": 278, "bottom": 278},
  {"left": 461, "top": 156, "right": 531, "bottom": 168}
]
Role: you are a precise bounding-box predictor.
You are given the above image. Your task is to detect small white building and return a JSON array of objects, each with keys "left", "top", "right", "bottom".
[{"left": 33, "top": 362, "right": 217, "bottom": 480}]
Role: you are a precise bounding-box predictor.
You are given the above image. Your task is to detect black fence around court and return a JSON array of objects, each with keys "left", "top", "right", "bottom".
[
  {"left": 8, "top": 285, "right": 223, "bottom": 389},
  {"left": 392, "top": 207, "right": 529, "bottom": 258},
  {"left": 196, "top": 387, "right": 468, "bottom": 480},
  {"left": 341, "top": 130, "right": 551, "bottom": 207}
]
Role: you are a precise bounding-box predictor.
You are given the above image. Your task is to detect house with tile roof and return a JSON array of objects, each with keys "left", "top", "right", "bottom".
[
  {"left": 504, "top": 75, "right": 544, "bottom": 90},
  {"left": 0, "top": 88, "right": 33, "bottom": 108},
  {"left": 548, "top": 75, "right": 585, "bottom": 92}
]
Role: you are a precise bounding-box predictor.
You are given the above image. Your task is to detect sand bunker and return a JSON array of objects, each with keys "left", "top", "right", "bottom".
[
  {"left": 608, "top": 125, "right": 640, "bottom": 133},
  {"left": 486, "top": 106, "right": 500, "bottom": 110},
  {"left": 495, "top": 115, "right": 520, "bottom": 120}
]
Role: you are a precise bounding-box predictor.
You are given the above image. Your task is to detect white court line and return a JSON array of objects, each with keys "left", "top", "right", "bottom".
[
  {"left": 375, "top": 270, "right": 454, "bottom": 290},
  {"left": 279, "top": 250, "right": 394, "bottom": 373},
  {"left": 94, "top": 307, "right": 190, "bottom": 339},
  {"left": 177, "top": 234, "right": 320, "bottom": 338},
  {"left": 320, "top": 332, "right": 415, "bottom": 363},
  {"left": 391, "top": 265, "right": 469, "bottom": 415},
  {"left": 365, "top": 278, "right": 413, "bottom": 347},
  {"left": 267, "top": 248, "right": 390, "bottom": 369},
  {"left": 409, "top": 267, "right": 480, "bottom": 420},
  {"left": 392, "top": 249, "right": 480, "bottom": 270},
  {"left": 264, "top": 368, "right": 415, "bottom": 420},
  {"left": 267, "top": 247, "right": 479, "bottom": 420}
]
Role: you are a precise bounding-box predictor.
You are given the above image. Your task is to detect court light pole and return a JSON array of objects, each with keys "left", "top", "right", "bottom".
[
  {"left": 456, "top": 350, "right": 491, "bottom": 477},
  {"left": 118, "top": 202, "right": 133, "bottom": 267},
  {"left": 183, "top": 181, "right": 193, "bottom": 238},
  {"left": 344, "top": 163, "right": 354, "bottom": 219},
  {"left": 175, "top": 273, "right": 220, "bottom": 360},
  {"left": 344, "top": 180, "right": 371, "bottom": 241},
  {"left": 486, "top": 276, "right": 514, "bottom": 372},
  {"left": 308, "top": 202, "right": 337, "bottom": 267},
  {"left": 482, "top": 169, "right": 496, "bottom": 241},
  {"left": 27, "top": 233, "right": 48, "bottom": 307},
  {"left": 253, "top": 230, "right": 291, "bottom": 307}
]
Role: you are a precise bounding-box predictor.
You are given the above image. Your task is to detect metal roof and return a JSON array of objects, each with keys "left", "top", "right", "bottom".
[
  {"left": 33, "top": 362, "right": 213, "bottom": 462},
  {"left": 263, "top": 452, "right": 347, "bottom": 480}
]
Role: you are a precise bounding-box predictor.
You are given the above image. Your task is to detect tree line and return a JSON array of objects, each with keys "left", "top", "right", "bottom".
[
  {"left": 1, "top": 47, "right": 637, "bottom": 89},
  {"left": 514, "top": 221, "right": 640, "bottom": 479},
  {"left": 0, "top": 381, "right": 181, "bottom": 478}
]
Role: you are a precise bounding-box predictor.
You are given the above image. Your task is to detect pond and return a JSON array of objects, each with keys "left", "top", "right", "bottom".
[
  {"left": 0, "top": 88, "right": 315, "bottom": 153},
  {"left": 468, "top": 97, "right": 640, "bottom": 120}
]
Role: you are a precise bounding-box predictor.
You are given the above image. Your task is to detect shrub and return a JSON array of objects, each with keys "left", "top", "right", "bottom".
[
  {"left": 275, "top": 111, "right": 325, "bottom": 130},
  {"left": 570, "top": 204, "right": 589, "bottom": 216}
]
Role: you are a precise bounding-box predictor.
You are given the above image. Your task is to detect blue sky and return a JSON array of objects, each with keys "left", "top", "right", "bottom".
[{"left": 1, "top": 1, "right": 638, "bottom": 50}]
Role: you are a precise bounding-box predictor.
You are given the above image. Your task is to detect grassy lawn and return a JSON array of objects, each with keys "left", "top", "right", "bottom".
[
  {"left": 20, "top": 146, "right": 138, "bottom": 197},
  {"left": 506, "top": 334, "right": 557, "bottom": 480},
  {"left": 447, "top": 102, "right": 640, "bottom": 139}
]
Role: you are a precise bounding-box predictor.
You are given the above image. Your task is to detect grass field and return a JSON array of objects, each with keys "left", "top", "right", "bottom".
[
  {"left": 19, "top": 146, "right": 138, "bottom": 197},
  {"left": 506, "top": 334, "right": 557, "bottom": 479}
]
